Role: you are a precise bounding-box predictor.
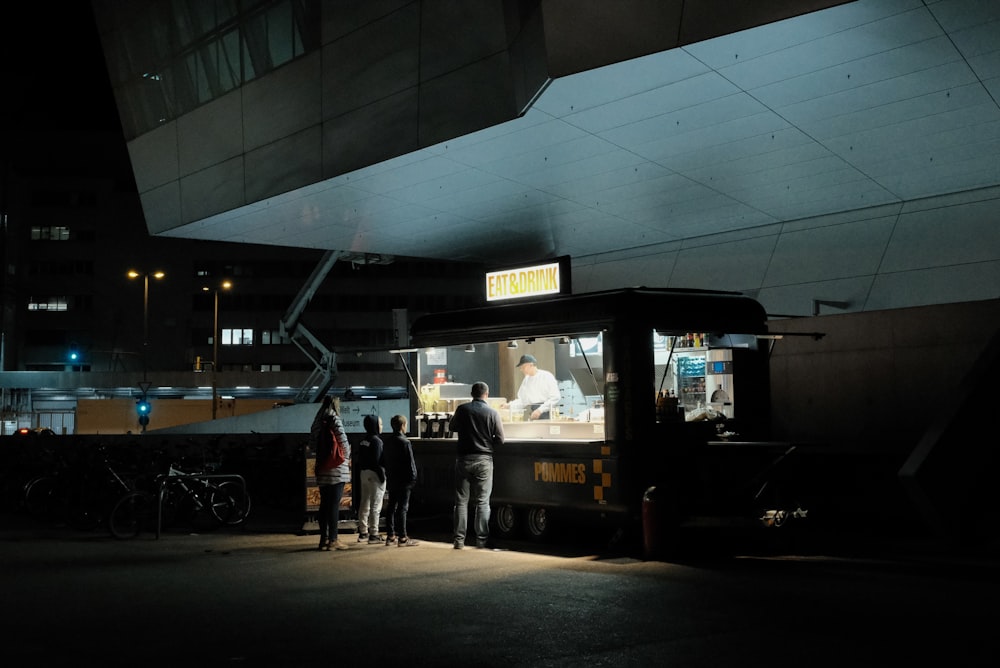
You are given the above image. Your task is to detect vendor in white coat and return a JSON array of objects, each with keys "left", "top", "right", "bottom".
[{"left": 505, "top": 354, "right": 561, "bottom": 420}]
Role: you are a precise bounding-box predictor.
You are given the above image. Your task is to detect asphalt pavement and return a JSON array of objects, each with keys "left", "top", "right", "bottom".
[{"left": 2, "top": 509, "right": 998, "bottom": 667}]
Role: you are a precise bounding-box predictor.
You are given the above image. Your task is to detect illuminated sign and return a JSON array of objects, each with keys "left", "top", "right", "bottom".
[{"left": 485, "top": 257, "right": 570, "bottom": 302}]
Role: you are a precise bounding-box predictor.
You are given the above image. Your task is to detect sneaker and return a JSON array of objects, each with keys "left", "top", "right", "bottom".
[
  {"left": 318, "top": 541, "right": 331, "bottom": 551},
  {"left": 385, "top": 536, "right": 397, "bottom": 546},
  {"left": 357, "top": 533, "right": 368, "bottom": 542},
  {"left": 398, "top": 537, "right": 419, "bottom": 547},
  {"left": 368, "top": 534, "right": 384, "bottom": 544},
  {"left": 453, "top": 541, "right": 464, "bottom": 550},
  {"left": 330, "top": 540, "right": 349, "bottom": 551}
]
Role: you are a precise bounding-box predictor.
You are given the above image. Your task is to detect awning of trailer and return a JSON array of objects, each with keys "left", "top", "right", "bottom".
[{"left": 409, "top": 288, "right": 769, "bottom": 347}]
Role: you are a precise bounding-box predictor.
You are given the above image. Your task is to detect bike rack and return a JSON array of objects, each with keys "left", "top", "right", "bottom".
[{"left": 155, "top": 473, "right": 247, "bottom": 540}]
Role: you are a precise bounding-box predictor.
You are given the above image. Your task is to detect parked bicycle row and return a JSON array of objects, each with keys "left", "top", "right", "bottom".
[{"left": 4, "top": 438, "right": 251, "bottom": 539}]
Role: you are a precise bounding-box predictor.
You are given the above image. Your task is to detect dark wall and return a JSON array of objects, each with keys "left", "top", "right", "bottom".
[
  {"left": 767, "top": 298, "right": 1000, "bottom": 454},
  {"left": 766, "top": 298, "right": 1000, "bottom": 545}
]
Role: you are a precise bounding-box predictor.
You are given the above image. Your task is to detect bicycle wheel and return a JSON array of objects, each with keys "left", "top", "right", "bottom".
[
  {"left": 184, "top": 482, "right": 229, "bottom": 531},
  {"left": 217, "top": 480, "right": 251, "bottom": 526},
  {"left": 204, "top": 483, "right": 234, "bottom": 527},
  {"left": 109, "top": 490, "right": 154, "bottom": 539},
  {"left": 23, "top": 475, "right": 61, "bottom": 522}
]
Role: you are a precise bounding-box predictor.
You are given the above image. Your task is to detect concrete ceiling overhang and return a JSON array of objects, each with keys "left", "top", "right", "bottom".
[{"left": 159, "top": 0, "right": 1000, "bottom": 269}]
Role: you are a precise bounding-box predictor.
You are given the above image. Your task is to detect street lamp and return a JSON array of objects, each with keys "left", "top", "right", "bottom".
[
  {"left": 127, "top": 269, "right": 165, "bottom": 379},
  {"left": 203, "top": 280, "right": 232, "bottom": 418},
  {"left": 202, "top": 280, "right": 233, "bottom": 372}
]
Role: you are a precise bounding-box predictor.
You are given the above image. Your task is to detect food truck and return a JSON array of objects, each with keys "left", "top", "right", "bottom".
[{"left": 397, "top": 285, "right": 807, "bottom": 551}]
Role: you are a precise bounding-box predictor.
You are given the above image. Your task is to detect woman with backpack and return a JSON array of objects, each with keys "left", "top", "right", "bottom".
[{"left": 312, "top": 396, "right": 351, "bottom": 551}]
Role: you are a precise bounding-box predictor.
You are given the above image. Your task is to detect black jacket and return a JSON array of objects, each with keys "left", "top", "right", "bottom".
[
  {"left": 355, "top": 415, "right": 385, "bottom": 482},
  {"left": 450, "top": 398, "right": 504, "bottom": 457},
  {"left": 383, "top": 431, "right": 417, "bottom": 486}
]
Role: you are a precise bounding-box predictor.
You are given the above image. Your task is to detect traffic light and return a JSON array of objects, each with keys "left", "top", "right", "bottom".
[{"left": 136, "top": 398, "right": 151, "bottom": 427}]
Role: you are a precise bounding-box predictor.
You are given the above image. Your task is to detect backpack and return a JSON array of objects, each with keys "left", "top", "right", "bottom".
[{"left": 316, "top": 415, "right": 346, "bottom": 472}]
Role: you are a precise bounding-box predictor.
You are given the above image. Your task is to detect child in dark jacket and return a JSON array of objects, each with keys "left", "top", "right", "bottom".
[
  {"left": 382, "top": 415, "right": 419, "bottom": 546},
  {"left": 355, "top": 414, "right": 386, "bottom": 543}
]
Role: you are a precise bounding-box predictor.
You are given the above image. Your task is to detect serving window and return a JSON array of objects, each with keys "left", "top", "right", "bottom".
[
  {"left": 411, "top": 333, "right": 605, "bottom": 441},
  {"left": 651, "top": 329, "right": 763, "bottom": 435}
]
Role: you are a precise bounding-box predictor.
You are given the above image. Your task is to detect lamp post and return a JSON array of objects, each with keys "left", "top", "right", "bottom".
[
  {"left": 127, "top": 269, "right": 165, "bottom": 380},
  {"left": 203, "top": 280, "right": 232, "bottom": 418}
]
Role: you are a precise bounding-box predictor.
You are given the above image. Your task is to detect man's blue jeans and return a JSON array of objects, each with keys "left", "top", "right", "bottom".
[{"left": 453, "top": 456, "right": 494, "bottom": 547}]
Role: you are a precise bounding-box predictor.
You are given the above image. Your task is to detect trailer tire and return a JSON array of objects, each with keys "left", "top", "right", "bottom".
[
  {"left": 525, "top": 507, "right": 549, "bottom": 540},
  {"left": 491, "top": 503, "right": 518, "bottom": 538}
]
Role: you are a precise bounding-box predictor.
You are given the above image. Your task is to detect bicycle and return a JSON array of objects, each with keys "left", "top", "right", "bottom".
[
  {"left": 109, "top": 462, "right": 249, "bottom": 539},
  {"left": 108, "top": 487, "right": 157, "bottom": 539},
  {"left": 23, "top": 443, "right": 138, "bottom": 531}
]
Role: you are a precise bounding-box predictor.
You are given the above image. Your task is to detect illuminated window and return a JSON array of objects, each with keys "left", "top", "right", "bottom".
[
  {"left": 28, "top": 297, "right": 68, "bottom": 311},
  {"left": 30, "top": 226, "right": 71, "bottom": 241},
  {"left": 222, "top": 328, "right": 254, "bottom": 345}
]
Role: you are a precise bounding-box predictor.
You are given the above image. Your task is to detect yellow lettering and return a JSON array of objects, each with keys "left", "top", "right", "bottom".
[
  {"left": 485, "top": 262, "right": 561, "bottom": 301},
  {"left": 532, "top": 461, "right": 587, "bottom": 485}
]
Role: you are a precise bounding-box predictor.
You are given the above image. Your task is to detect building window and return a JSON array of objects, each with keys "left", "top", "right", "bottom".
[
  {"left": 28, "top": 260, "right": 94, "bottom": 276},
  {"left": 28, "top": 297, "right": 68, "bottom": 311},
  {"left": 261, "top": 329, "right": 287, "bottom": 344},
  {"left": 222, "top": 328, "right": 253, "bottom": 345},
  {"left": 72, "top": 295, "right": 94, "bottom": 312},
  {"left": 260, "top": 364, "right": 281, "bottom": 371},
  {"left": 108, "top": 0, "right": 321, "bottom": 140},
  {"left": 29, "top": 190, "right": 97, "bottom": 208},
  {"left": 30, "top": 226, "right": 71, "bottom": 241}
]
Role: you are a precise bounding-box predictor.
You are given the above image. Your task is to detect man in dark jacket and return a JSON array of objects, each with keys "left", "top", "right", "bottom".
[{"left": 449, "top": 381, "right": 504, "bottom": 549}]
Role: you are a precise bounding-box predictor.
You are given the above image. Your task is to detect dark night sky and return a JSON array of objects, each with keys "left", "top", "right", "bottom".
[
  {"left": 2, "top": 3, "right": 121, "bottom": 135},
  {"left": 1, "top": 4, "right": 170, "bottom": 249},
  {"left": 1, "top": 2, "right": 143, "bottom": 222}
]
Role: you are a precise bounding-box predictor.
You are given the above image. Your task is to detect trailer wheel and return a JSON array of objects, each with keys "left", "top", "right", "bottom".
[
  {"left": 491, "top": 504, "right": 518, "bottom": 538},
  {"left": 525, "top": 507, "right": 549, "bottom": 540}
]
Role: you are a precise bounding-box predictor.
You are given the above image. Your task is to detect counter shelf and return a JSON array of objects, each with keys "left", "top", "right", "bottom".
[{"left": 412, "top": 418, "right": 604, "bottom": 441}]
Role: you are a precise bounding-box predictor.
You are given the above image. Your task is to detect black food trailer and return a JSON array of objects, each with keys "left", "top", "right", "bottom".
[{"left": 399, "top": 287, "right": 806, "bottom": 555}]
